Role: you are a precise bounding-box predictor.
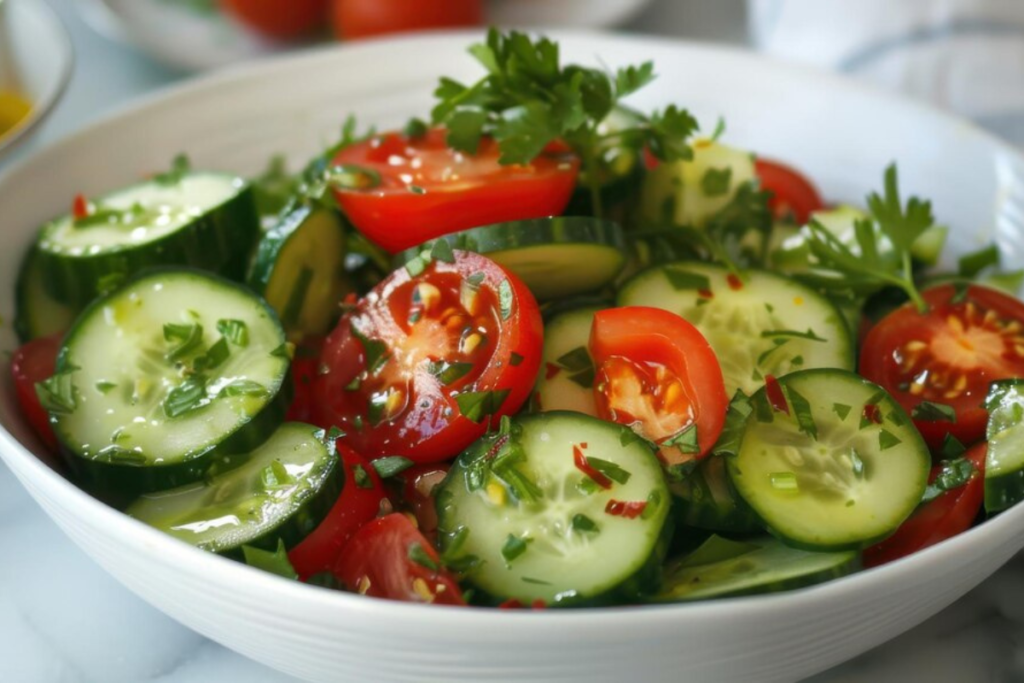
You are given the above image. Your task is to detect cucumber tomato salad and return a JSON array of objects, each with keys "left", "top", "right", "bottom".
[{"left": 10, "top": 30, "right": 1024, "bottom": 608}]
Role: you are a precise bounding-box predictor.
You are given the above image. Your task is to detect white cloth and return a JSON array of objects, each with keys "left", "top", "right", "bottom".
[{"left": 749, "top": 0, "right": 1024, "bottom": 145}]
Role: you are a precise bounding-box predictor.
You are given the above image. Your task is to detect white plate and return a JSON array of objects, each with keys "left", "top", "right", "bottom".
[
  {"left": 0, "top": 0, "right": 73, "bottom": 158},
  {"left": 73, "top": 0, "right": 655, "bottom": 72},
  {"left": 3, "top": 31, "right": 1024, "bottom": 683}
]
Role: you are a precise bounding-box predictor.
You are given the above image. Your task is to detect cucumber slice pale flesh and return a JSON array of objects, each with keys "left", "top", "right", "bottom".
[
  {"left": 533, "top": 305, "right": 603, "bottom": 416},
  {"left": 984, "top": 380, "right": 1024, "bottom": 514},
  {"left": 14, "top": 246, "right": 78, "bottom": 342}
]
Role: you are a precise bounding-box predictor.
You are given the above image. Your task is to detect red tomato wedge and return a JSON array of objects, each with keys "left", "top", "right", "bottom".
[
  {"left": 220, "top": 0, "right": 329, "bottom": 40},
  {"left": 388, "top": 463, "right": 449, "bottom": 542},
  {"left": 10, "top": 333, "right": 61, "bottom": 453},
  {"left": 860, "top": 283, "right": 1024, "bottom": 449},
  {"left": 288, "top": 444, "right": 388, "bottom": 581},
  {"left": 334, "top": 513, "right": 465, "bottom": 605},
  {"left": 754, "top": 158, "right": 825, "bottom": 225},
  {"left": 863, "top": 443, "right": 986, "bottom": 568},
  {"left": 332, "top": 0, "right": 482, "bottom": 40},
  {"left": 589, "top": 306, "right": 727, "bottom": 462},
  {"left": 312, "top": 251, "right": 542, "bottom": 463},
  {"left": 331, "top": 128, "right": 580, "bottom": 253},
  {"left": 284, "top": 336, "right": 324, "bottom": 424}
]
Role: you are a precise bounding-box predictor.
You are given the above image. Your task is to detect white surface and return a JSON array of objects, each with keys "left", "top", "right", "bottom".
[
  {"left": 0, "top": 0, "right": 72, "bottom": 157},
  {"left": 73, "top": 0, "right": 654, "bottom": 72},
  {"left": 2, "top": 2, "right": 1024, "bottom": 682},
  {"left": 4, "top": 28, "right": 1024, "bottom": 683}
]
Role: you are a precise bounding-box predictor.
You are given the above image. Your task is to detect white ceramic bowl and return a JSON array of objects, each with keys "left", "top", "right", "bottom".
[
  {"left": 2, "top": 31, "right": 1024, "bottom": 683},
  {"left": 0, "top": 0, "right": 73, "bottom": 157}
]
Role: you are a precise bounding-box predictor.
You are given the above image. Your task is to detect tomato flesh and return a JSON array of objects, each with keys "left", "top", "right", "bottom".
[
  {"left": 332, "top": 0, "right": 482, "bottom": 39},
  {"left": 220, "top": 0, "right": 329, "bottom": 40},
  {"left": 334, "top": 513, "right": 465, "bottom": 605},
  {"left": 388, "top": 463, "right": 449, "bottom": 542},
  {"left": 589, "top": 306, "right": 727, "bottom": 462},
  {"left": 312, "top": 251, "right": 542, "bottom": 462},
  {"left": 331, "top": 128, "right": 580, "bottom": 253},
  {"left": 285, "top": 337, "right": 324, "bottom": 424},
  {"left": 860, "top": 284, "right": 1024, "bottom": 449},
  {"left": 10, "top": 333, "right": 61, "bottom": 453},
  {"left": 864, "top": 443, "right": 986, "bottom": 567},
  {"left": 754, "top": 158, "right": 824, "bottom": 225},
  {"left": 288, "top": 444, "right": 388, "bottom": 581}
]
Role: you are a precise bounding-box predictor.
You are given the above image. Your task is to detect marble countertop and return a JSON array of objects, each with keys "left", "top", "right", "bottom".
[{"left": 4, "top": 1, "right": 1024, "bottom": 681}]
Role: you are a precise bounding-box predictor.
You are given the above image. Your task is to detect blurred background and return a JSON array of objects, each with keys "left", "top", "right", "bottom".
[{"left": 7, "top": 0, "right": 1024, "bottom": 168}]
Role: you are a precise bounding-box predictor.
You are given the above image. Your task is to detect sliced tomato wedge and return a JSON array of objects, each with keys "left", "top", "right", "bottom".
[
  {"left": 334, "top": 512, "right": 465, "bottom": 605},
  {"left": 285, "top": 336, "right": 324, "bottom": 424},
  {"left": 754, "top": 158, "right": 825, "bottom": 225},
  {"left": 288, "top": 444, "right": 388, "bottom": 581},
  {"left": 312, "top": 251, "right": 542, "bottom": 462},
  {"left": 860, "top": 283, "right": 1024, "bottom": 449},
  {"left": 388, "top": 463, "right": 449, "bottom": 542},
  {"left": 332, "top": 0, "right": 482, "bottom": 39},
  {"left": 220, "top": 0, "right": 329, "bottom": 40},
  {"left": 864, "top": 442, "right": 986, "bottom": 568},
  {"left": 589, "top": 306, "right": 727, "bottom": 463},
  {"left": 10, "top": 333, "right": 61, "bottom": 453},
  {"left": 331, "top": 128, "right": 580, "bottom": 253}
]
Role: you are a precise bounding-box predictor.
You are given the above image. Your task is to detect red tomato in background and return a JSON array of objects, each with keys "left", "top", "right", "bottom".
[
  {"left": 285, "top": 336, "right": 324, "bottom": 424},
  {"left": 864, "top": 443, "right": 987, "bottom": 567},
  {"left": 589, "top": 306, "right": 727, "bottom": 463},
  {"left": 331, "top": 128, "right": 580, "bottom": 253},
  {"left": 10, "top": 333, "right": 61, "bottom": 453},
  {"left": 388, "top": 463, "right": 449, "bottom": 542},
  {"left": 289, "top": 444, "right": 388, "bottom": 581},
  {"left": 219, "top": 0, "right": 329, "bottom": 41},
  {"left": 860, "top": 284, "right": 1024, "bottom": 449},
  {"left": 334, "top": 513, "right": 465, "bottom": 605},
  {"left": 331, "top": 0, "right": 482, "bottom": 40},
  {"left": 312, "top": 251, "right": 543, "bottom": 463},
  {"left": 754, "top": 158, "right": 825, "bottom": 225}
]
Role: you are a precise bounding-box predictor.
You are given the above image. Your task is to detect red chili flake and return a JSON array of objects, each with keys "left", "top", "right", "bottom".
[
  {"left": 343, "top": 292, "right": 358, "bottom": 306},
  {"left": 545, "top": 362, "right": 562, "bottom": 380},
  {"left": 574, "top": 445, "right": 612, "bottom": 489},
  {"left": 697, "top": 288, "right": 714, "bottom": 299},
  {"left": 605, "top": 499, "right": 647, "bottom": 519},
  {"left": 862, "top": 403, "right": 882, "bottom": 424},
  {"left": 765, "top": 375, "right": 789, "bottom": 415},
  {"left": 579, "top": 442, "right": 587, "bottom": 449},
  {"left": 498, "top": 599, "right": 524, "bottom": 609},
  {"left": 531, "top": 599, "right": 547, "bottom": 610},
  {"left": 72, "top": 194, "right": 90, "bottom": 220},
  {"left": 727, "top": 274, "right": 743, "bottom": 291}
]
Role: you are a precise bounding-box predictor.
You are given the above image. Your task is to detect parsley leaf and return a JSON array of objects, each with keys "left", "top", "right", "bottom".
[
  {"left": 242, "top": 540, "right": 298, "bottom": 581},
  {"left": 921, "top": 457, "right": 976, "bottom": 504}
]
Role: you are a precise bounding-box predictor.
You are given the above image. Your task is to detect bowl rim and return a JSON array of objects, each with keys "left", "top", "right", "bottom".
[
  {"left": 2, "top": 28, "right": 1023, "bottom": 630},
  {"left": 0, "top": 0, "right": 75, "bottom": 157}
]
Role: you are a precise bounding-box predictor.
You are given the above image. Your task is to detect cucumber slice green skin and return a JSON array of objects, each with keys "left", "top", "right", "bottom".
[
  {"left": 14, "top": 245, "right": 79, "bottom": 342},
  {"left": 36, "top": 175, "right": 260, "bottom": 308},
  {"left": 617, "top": 261, "right": 855, "bottom": 397},
  {"left": 52, "top": 269, "right": 292, "bottom": 504},
  {"left": 652, "top": 535, "right": 860, "bottom": 603},
  {"left": 436, "top": 412, "right": 671, "bottom": 606},
  {"left": 248, "top": 202, "right": 355, "bottom": 339},
  {"left": 670, "top": 455, "right": 761, "bottom": 535},
  {"left": 533, "top": 305, "right": 603, "bottom": 417},
  {"left": 127, "top": 422, "right": 343, "bottom": 556},
  {"left": 984, "top": 380, "right": 1024, "bottom": 514},
  {"left": 393, "top": 217, "right": 628, "bottom": 301},
  {"left": 728, "top": 369, "right": 930, "bottom": 551}
]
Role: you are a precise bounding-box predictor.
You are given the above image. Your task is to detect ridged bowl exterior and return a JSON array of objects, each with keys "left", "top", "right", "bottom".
[{"left": 2, "top": 31, "right": 1024, "bottom": 683}]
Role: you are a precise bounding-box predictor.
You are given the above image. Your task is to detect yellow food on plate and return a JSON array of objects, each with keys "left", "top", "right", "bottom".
[{"left": 0, "top": 90, "right": 31, "bottom": 138}]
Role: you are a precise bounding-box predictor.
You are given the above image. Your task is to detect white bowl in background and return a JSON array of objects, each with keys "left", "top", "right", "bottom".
[
  {"left": 0, "top": 0, "right": 73, "bottom": 157},
  {"left": 2, "top": 31, "right": 1024, "bottom": 683},
  {"left": 72, "top": 0, "right": 654, "bottom": 72}
]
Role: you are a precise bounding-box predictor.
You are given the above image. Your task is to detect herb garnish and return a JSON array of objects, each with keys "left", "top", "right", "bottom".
[
  {"left": 921, "top": 457, "right": 976, "bottom": 504},
  {"left": 242, "top": 540, "right": 298, "bottom": 581},
  {"left": 371, "top": 456, "right": 415, "bottom": 479}
]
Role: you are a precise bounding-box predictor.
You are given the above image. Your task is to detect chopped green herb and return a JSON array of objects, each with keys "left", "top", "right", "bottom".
[
  {"left": 95, "top": 380, "right": 117, "bottom": 395},
  {"left": 710, "top": 117, "right": 727, "bottom": 142},
  {"left": 408, "top": 543, "right": 439, "bottom": 571},
  {"left": 195, "top": 337, "right": 230, "bottom": 372},
  {"left": 571, "top": 513, "right": 599, "bottom": 534},
  {"left": 710, "top": 390, "right": 752, "bottom": 458},
  {"left": 351, "top": 323, "right": 389, "bottom": 375},
  {"left": 663, "top": 268, "right": 710, "bottom": 292},
  {"left": 566, "top": 367, "right": 596, "bottom": 389},
  {"left": 409, "top": 185, "right": 426, "bottom": 195},
  {"left": 352, "top": 464, "right": 373, "bottom": 489},
  {"left": 371, "top": 456, "right": 414, "bottom": 479},
  {"left": 878, "top": 429, "right": 902, "bottom": 451},
  {"left": 455, "top": 389, "right": 510, "bottom": 423},
  {"left": 405, "top": 255, "right": 428, "bottom": 277},
  {"left": 587, "top": 457, "right": 632, "bottom": 485},
  {"left": 921, "top": 457, "right": 976, "bottom": 504},
  {"left": 501, "top": 534, "right": 529, "bottom": 564},
  {"left": 911, "top": 401, "right": 956, "bottom": 423},
  {"left": 958, "top": 244, "right": 1000, "bottom": 278},
  {"left": 216, "top": 319, "right": 249, "bottom": 347},
  {"left": 702, "top": 167, "right": 732, "bottom": 197},
  {"left": 663, "top": 424, "right": 699, "bottom": 454},
  {"left": 427, "top": 360, "right": 474, "bottom": 385},
  {"left": 35, "top": 373, "right": 77, "bottom": 415},
  {"left": 270, "top": 342, "right": 295, "bottom": 360},
  {"left": 521, "top": 576, "right": 552, "bottom": 585},
  {"left": 261, "top": 459, "right": 293, "bottom": 488},
  {"left": 786, "top": 386, "right": 817, "bottom": 440},
  {"left": 163, "top": 376, "right": 207, "bottom": 418},
  {"left": 218, "top": 380, "right": 268, "bottom": 398},
  {"left": 327, "top": 426, "right": 345, "bottom": 440},
  {"left": 556, "top": 346, "right": 592, "bottom": 372},
  {"left": 430, "top": 239, "right": 456, "bottom": 264},
  {"left": 760, "top": 328, "right": 827, "bottom": 343},
  {"left": 770, "top": 471, "right": 799, "bottom": 491},
  {"left": 154, "top": 153, "right": 191, "bottom": 185},
  {"left": 510, "top": 352, "right": 525, "bottom": 367},
  {"left": 498, "top": 280, "right": 513, "bottom": 320},
  {"left": 345, "top": 376, "right": 361, "bottom": 391},
  {"left": 327, "top": 164, "right": 381, "bottom": 191},
  {"left": 466, "top": 272, "right": 485, "bottom": 288},
  {"left": 404, "top": 117, "right": 429, "bottom": 138},
  {"left": 164, "top": 323, "right": 204, "bottom": 362},
  {"left": 940, "top": 434, "right": 966, "bottom": 459},
  {"left": 242, "top": 539, "right": 298, "bottom": 581}
]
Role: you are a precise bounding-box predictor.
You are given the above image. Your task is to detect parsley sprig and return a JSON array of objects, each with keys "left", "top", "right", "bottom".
[
  {"left": 431, "top": 29, "right": 699, "bottom": 217},
  {"left": 803, "top": 164, "right": 933, "bottom": 312}
]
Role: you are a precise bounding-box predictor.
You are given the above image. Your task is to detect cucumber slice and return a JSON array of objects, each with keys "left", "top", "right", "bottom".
[
  {"left": 984, "top": 380, "right": 1024, "bottom": 513},
  {"left": 36, "top": 173, "right": 259, "bottom": 307},
  {"left": 534, "top": 305, "right": 602, "bottom": 416},
  {"left": 670, "top": 455, "right": 760, "bottom": 534},
  {"left": 728, "top": 369, "right": 930, "bottom": 551},
  {"left": 49, "top": 269, "right": 291, "bottom": 502},
  {"left": 394, "top": 218, "right": 627, "bottom": 300},
  {"left": 436, "top": 412, "right": 671, "bottom": 605},
  {"left": 618, "top": 261, "right": 854, "bottom": 396},
  {"left": 127, "top": 422, "right": 342, "bottom": 555},
  {"left": 249, "top": 202, "right": 354, "bottom": 338},
  {"left": 639, "top": 139, "right": 756, "bottom": 228},
  {"left": 14, "top": 246, "right": 78, "bottom": 342},
  {"left": 653, "top": 535, "right": 859, "bottom": 602}
]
